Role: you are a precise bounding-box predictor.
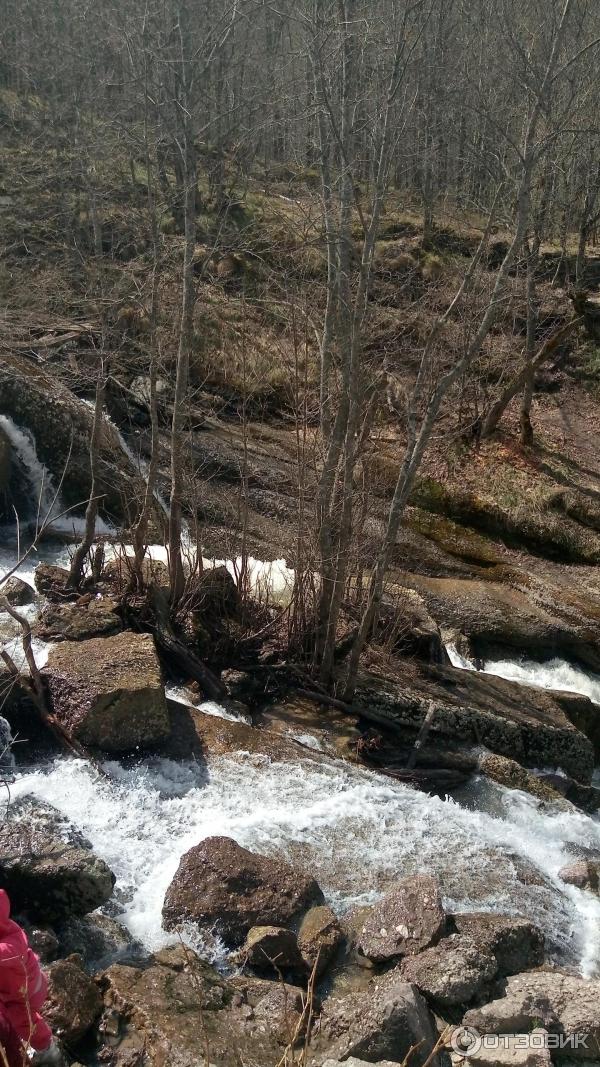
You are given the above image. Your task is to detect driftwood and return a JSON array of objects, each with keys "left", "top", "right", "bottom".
[
  {"left": 150, "top": 587, "right": 228, "bottom": 703},
  {"left": 405, "top": 699, "right": 436, "bottom": 770}
]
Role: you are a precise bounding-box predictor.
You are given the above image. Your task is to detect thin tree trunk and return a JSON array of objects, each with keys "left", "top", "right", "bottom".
[{"left": 68, "top": 364, "right": 106, "bottom": 589}]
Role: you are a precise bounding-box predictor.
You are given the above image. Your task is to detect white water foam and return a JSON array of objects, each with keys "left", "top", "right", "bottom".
[
  {"left": 0, "top": 415, "right": 112, "bottom": 538},
  {"left": 446, "top": 644, "right": 600, "bottom": 706},
  {"left": 0, "top": 416, "right": 59, "bottom": 523},
  {"left": 11, "top": 753, "right": 600, "bottom": 974}
]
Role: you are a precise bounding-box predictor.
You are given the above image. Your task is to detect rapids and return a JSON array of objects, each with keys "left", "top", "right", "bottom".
[{"left": 3, "top": 413, "right": 600, "bottom": 977}]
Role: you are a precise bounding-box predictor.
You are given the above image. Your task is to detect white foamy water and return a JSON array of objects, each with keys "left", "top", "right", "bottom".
[
  {"left": 446, "top": 644, "right": 600, "bottom": 706},
  {"left": 0, "top": 415, "right": 112, "bottom": 538},
  {"left": 11, "top": 753, "right": 600, "bottom": 974}
]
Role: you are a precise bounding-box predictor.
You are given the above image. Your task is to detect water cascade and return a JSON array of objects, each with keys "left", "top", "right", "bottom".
[
  {"left": 13, "top": 752, "right": 600, "bottom": 974},
  {"left": 446, "top": 644, "right": 600, "bottom": 706},
  {"left": 0, "top": 415, "right": 60, "bottom": 524}
]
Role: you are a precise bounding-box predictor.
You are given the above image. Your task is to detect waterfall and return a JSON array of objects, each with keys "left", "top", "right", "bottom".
[
  {"left": 0, "top": 415, "right": 59, "bottom": 523},
  {"left": 446, "top": 643, "right": 600, "bottom": 706}
]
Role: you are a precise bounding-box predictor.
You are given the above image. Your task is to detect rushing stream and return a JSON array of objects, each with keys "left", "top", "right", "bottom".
[{"left": 3, "top": 415, "right": 600, "bottom": 976}]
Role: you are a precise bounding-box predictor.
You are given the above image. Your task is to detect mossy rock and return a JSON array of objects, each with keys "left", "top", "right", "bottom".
[
  {"left": 410, "top": 477, "right": 600, "bottom": 564},
  {"left": 405, "top": 508, "right": 501, "bottom": 567}
]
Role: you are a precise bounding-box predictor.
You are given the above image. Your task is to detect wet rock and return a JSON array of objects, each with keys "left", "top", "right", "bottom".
[
  {"left": 348, "top": 875, "right": 445, "bottom": 964},
  {"left": 355, "top": 665, "right": 594, "bottom": 784},
  {"left": 163, "top": 698, "right": 324, "bottom": 765},
  {"left": 312, "top": 971, "right": 438, "bottom": 1066},
  {"left": 162, "top": 835, "right": 324, "bottom": 946},
  {"left": 44, "top": 631, "right": 169, "bottom": 753},
  {"left": 452, "top": 913, "right": 545, "bottom": 976},
  {"left": 395, "top": 566, "right": 600, "bottom": 673},
  {"left": 26, "top": 925, "right": 60, "bottom": 963},
  {"left": 399, "top": 934, "right": 497, "bottom": 1007},
  {"left": 58, "top": 913, "right": 141, "bottom": 969},
  {"left": 463, "top": 970, "right": 600, "bottom": 1058},
  {"left": 0, "top": 352, "right": 137, "bottom": 521},
  {"left": 297, "top": 905, "right": 343, "bottom": 978},
  {"left": 34, "top": 597, "right": 122, "bottom": 641},
  {"left": 558, "top": 860, "right": 599, "bottom": 893},
  {"left": 243, "top": 925, "right": 305, "bottom": 974},
  {"left": 477, "top": 753, "right": 564, "bottom": 803},
  {"left": 45, "top": 954, "right": 103, "bottom": 1044},
  {"left": 2, "top": 577, "right": 35, "bottom": 606},
  {"left": 259, "top": 696, "right": 361, "bottom": 760},
  {"left": 34, "top": 563, "right": 71, "bottom": 597},
  {"left": 101, "top": 944, "right": 295, "bottom": 1066},
  {"left": 0, "top": 796, "right": 115, "bottom": 922}
]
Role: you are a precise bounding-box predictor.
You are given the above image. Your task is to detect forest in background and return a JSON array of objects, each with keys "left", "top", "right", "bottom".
[{"left": 1, "top": 0, "right": 600, "bottom": 698}]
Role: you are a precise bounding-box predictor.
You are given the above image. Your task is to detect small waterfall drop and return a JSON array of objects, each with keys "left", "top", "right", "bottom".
[
  {"left": 446, "top": 643, "right": 600, "bottom": 706},
  {"left": 0, "top": 415, "right": 59, "bottom": 523}
]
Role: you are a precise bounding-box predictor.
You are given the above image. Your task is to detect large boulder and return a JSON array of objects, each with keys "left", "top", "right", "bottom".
[
  {"left": 452, "top": 913, "right": 545, "bottom": 976},
  {"left": 34, "top": 563, "right": 71, "bottom": 597},
  {"left": 399, "top": 934, "right": 497, "bottom": 1008},
  {"left": 45, "top": 955, "right": 103, "bottom": 1044},
  {"left": 1, "top": 577, "right": 35, "bottom": 607},
  {"left": 101, "top": 945, "right": 300, "bottom": 1066},
  {"left": 162, "top": 835, "right": 324, "bottom": 946},
  {"left": 355, "top": 665, "right": 595, "bottom": 783},
  {"left": 463, "top": 971, "right": 600, "bottom": 1059},
  {"left": 34, "top": 598, "right": 122, "bottom": 642},
  {"left": 348, "top": 875, "right": 445, "bottom": 965},
  {"left": 43, "top": 631, "right": 169, "bottom": 752},
  {"left": 0, "top": 797, "right": 115, "bottom": 922},
  {"left": 312, "top": 971, "right": 438, "bottom": 1066}
]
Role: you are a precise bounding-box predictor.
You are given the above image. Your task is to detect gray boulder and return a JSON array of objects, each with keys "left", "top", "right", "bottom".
[
  {"left": 348, "top": 875, "right": 445, "bottom": 964},
  {"left": 2, "top": 577, "right": 35, "bottom": 606},
  {"left": 312, "top": 971, "right": 438, "bottom": 1066},
  {"left": 452, "top": 913, "right": 545, "bottom": 975},
  {"left": 243, "top": 926, "right": 305, "bottom": 974},
  {"left": 45, "top": 955, "right": 103, "bottom": 1044},
  {"left": 0, "top": 797, "right": 115, "bottom": 922},
  {"left": 558, "top": 860, "right": 599, "bottom": 893},
  {"left": 463, "top": 971, "right": 600, "bottom": 1059},
  {"left": 399, "top": 934, "right": 497, "bottom": 1007}
]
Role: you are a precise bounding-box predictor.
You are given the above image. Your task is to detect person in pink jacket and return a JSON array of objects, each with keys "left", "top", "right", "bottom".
[{"left": 0, "top": 889, "right": 53, "bottom": 1065}]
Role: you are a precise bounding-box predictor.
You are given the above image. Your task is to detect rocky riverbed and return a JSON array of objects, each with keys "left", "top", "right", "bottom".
[{"left": 1, "top": 528, "right": 600, "bottom": 1066}]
